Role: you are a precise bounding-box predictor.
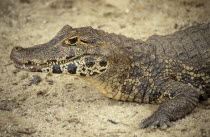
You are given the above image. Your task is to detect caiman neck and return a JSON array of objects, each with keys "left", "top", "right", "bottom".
[
  {"left": 83, "top": 51, "right": 166, "bottom": 102},
  {"left": 80, "top": 48, "right": 132, "bottom": 98}
]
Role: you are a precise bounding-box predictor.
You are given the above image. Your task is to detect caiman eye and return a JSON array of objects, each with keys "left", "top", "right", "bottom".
[{"left": 64, "top": 36, "right": 79, "bottom": 46}]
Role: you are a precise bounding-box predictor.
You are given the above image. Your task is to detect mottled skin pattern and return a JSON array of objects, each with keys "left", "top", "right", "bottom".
[{"left": 10, "top": 23, "right": 210, "bottom": 128}]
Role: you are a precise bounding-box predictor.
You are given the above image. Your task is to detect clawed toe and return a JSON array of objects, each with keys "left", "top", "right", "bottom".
[{"left": 140, "top": 113, "right": 171, "bottom": 129}]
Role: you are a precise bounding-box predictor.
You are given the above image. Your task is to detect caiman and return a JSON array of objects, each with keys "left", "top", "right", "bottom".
[{"left": 10, "top": 23, "right": 210, "bottom": 128}]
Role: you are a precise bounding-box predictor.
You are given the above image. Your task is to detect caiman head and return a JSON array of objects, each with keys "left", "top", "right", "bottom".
[{"left": 10, "top": 25, "right": 130, "bottom": 76}]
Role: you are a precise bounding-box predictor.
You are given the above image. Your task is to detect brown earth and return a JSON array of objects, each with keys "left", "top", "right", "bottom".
[{"left": 0, "top": 0, "right": 210, "bottom": 137}]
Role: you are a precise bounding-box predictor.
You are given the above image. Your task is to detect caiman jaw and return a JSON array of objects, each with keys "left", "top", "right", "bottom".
[
  {"left": 13, "top": 55, "right": 80, "bottom": 71},
  {"left": 16, "top": 55, "right": 85, "bottom": 69},
  {"left": 12, "top": 54, "right": 109, "bottom": 76}
]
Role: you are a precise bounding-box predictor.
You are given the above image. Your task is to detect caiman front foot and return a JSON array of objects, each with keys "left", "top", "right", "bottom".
[{"left": 140, "top": 112, "right": 171, "bottom": 129}]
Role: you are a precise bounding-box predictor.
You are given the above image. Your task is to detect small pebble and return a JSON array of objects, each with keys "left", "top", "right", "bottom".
[{"left": 28, "top": 75, "right": 41, "bottom": 86}]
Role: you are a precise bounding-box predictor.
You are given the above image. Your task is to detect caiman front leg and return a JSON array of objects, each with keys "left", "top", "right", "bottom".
[{"left": 140, "top": 80, "right": 200, "bottom": 128}]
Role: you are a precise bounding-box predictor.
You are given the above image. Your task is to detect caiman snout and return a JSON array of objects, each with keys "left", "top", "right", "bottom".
[{"left": 10, "top": 46, "right": 26, "bottom": 65}]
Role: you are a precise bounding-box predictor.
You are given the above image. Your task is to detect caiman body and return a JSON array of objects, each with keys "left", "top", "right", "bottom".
[{"left": 10, "top": 23, "right": 210, "bottom": 128}]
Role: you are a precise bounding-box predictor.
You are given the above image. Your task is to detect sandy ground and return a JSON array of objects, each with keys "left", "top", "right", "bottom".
[{"left": 0, "top": 0, "right": 210, "bottom": 136}]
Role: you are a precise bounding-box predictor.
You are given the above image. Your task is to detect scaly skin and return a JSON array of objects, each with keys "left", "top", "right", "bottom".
[{"left": 10, "top": 23, "right": 210, "bottom": 128}]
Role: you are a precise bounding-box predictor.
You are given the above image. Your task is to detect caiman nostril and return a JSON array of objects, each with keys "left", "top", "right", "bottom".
[{"left": 13, "top": 46, "right": 24, "bottom": 52}]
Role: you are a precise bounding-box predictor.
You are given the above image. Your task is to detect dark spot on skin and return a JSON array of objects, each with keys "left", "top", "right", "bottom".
[
  {"left": 91, "top": 72, "right": 99, "bottom": 76},
  {"left": 46, "top": 69, "right": 49, "bottom": 72},
  {"left": 99, "top": 61, "right": 107, "bottom": 67},
  {"left": 86, "top": 62, "right": 95, "bottom": 67},
  {"left": 37, "top": 69, "right": 42, "bottom": 72},
  {"left": 100, "top": 69, "right": 106, "bottom": 72},
  {"left": 67, "top": 63, "right": 77, "bottom": 74},
  {"left": 80, "top": 73, "right": 86, "bottom": 76},
  {"left": 193, "top": 77, "right": 206, "bottom": 88},
  {"left": 82, "top": 68, "right": 86, "bottom": 71},
  {"left": 170, "top": 74, "right": 177, "bottom": 81},
  {"left": 149, "top": 92, "right": 162, "bottom": 101},
  {"left": 26, "top": 61, "right": 32, "bottom": 66},
  {"left": 52, "top": 65, "right": 62, "bottom": 73}
]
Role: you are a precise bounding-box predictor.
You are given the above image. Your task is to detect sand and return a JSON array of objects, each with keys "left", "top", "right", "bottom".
[{"left": 0, "top": 0, "right": 210, "bottom": 136}]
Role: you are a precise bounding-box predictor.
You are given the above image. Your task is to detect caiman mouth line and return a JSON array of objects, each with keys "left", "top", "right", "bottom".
[
  {"left": 17, "top": 54, "right": 92, "bottom": 68},
  {"left": 15, "top": 53, "right": 109, "bottom": 75}
]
